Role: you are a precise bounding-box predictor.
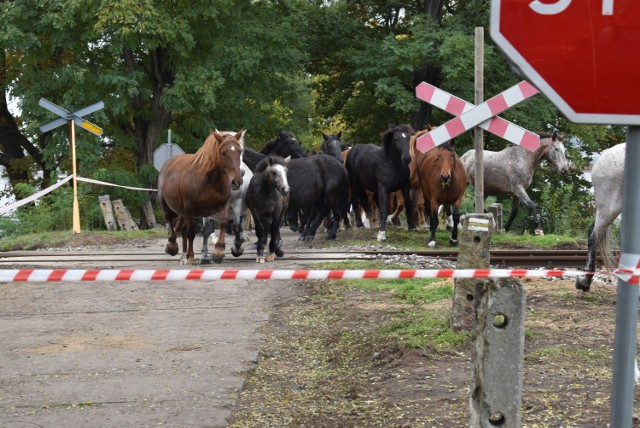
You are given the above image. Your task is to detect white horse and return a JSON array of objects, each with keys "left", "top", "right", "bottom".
[
  {"left": 460, "top": 131, "right": 569, "bottom": 235},
  {"left": 200, "top": 130, "right": 253, "bottom": 262},
  {"left": 575, "top": 143, "right": 624, "bottom": 292}
]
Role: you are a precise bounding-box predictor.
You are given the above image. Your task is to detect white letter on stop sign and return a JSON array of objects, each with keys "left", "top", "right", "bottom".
[{"left": 530, "top": 0, "right": 613, "bottom": 15}]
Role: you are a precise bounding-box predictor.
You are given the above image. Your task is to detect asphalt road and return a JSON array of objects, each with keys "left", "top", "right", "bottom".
[{"left": 0, "top": 228, "right": 310, "bottom": 427}]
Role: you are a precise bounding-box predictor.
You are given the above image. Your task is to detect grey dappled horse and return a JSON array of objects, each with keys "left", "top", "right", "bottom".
[
  {"left": 460, "top": 131, "right": 569, "bottom": 235},
  {"left": 575, "top": 143, "right": 624, "bottom": 292}
]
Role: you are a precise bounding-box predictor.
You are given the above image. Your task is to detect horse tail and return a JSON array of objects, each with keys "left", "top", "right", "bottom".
[{"left": 596, "top": 225, "right": 617, "bottom": 270}]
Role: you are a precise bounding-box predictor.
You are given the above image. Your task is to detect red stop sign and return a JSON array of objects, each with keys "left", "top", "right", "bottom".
[{"left": 491, "top": 0, "right": 640, "bottom": 125}]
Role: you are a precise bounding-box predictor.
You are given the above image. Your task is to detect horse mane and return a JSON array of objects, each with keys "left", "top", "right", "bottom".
[
  {"left": 261, "top": 131, "right": 297, "bottom": 153},
  {"left": 409, "top": 125, "right": 440, "bottom": 160},
  {"left": 190, "top": 132, "right": 239, "bottom": 175}
]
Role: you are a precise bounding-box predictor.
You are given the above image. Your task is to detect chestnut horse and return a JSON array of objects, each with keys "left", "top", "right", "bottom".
[
  {"left": 410, "top": 128, "right": 466, "bottom": 248},
  {"left": 158, "top": 130, "right": 244, "bottom": 264}
]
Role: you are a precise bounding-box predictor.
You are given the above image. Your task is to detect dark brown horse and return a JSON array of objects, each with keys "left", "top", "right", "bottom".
[
  {"left": 410, "top": 128, "right": 466, "bottom": 248},
  {"left": 157, "top": 130, "right": 244, "bottom": 264}
]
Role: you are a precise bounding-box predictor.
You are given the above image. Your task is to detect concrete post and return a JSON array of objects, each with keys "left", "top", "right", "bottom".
[
  {"left": 112, "top": 199, "right": 139, "bottom": 231},
  {"left": 470, "top": 277, "right": 526, "bottom": 427},
  {"left": 452, "top": 213, "right": 493, "bottom": 331},
  {"left": 487, "top": 203, "right": 503, "bottom": 232},
  {"left": 98, "top": 195, "right": 117, "bottom": 231}
]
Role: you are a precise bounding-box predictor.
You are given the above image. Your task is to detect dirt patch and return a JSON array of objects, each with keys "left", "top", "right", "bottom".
[{"left": 229, "top": 275, "right": 640, "bottom": 426}]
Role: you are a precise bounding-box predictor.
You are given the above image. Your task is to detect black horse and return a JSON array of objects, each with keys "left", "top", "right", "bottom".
[
  {"left": 286, "top": 154, "right": 350, "bottom": 242},
  {"left": 345, "top": 124, "right": 416, "bottom": 242},
  {"left": 246, "top": 155, "right": 290, "bottom": 263},
  {"left": 242, "top": 131, "right": 307, "bottom": 172},
  {"left": 320, "top": 131, "right": 345, "bottom": 162}
]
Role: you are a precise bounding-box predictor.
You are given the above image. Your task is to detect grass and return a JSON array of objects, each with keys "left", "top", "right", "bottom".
[
  {"left": 314, "top": 260, "right": 467, "bottom": 351},
  {"left": 0, "top": 228, "right": 166, "bottom": 251},
  {"left": 323, "top": 226, "right": 585, "bottom": 251}
]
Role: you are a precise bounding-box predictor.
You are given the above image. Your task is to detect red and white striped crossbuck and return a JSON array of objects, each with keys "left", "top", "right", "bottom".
[{"left": 415, "top": 80, "right": 539, "bottom": 153}]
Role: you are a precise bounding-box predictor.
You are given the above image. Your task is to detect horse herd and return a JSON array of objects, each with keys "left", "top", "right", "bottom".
[{"left": 156, "top": 124, "right": 625, "bottom": 293}]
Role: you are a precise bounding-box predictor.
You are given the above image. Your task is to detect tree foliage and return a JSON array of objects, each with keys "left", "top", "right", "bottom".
[{"left": 0, "top": 0, "right": 625, "bottom": 235}]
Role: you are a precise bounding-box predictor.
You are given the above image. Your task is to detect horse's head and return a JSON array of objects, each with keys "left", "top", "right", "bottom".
[
  {"left": 261, "top": 131, "right": 308, "bottom": 159},
  {"left": 433, "top": 142, "right": 461, "bottom": 188},
  {"left": 262, "top": 155, "right": 290, "bottom": 197},
  {"left": 214, "top": 130, "right": 244, "bottom": 191},
  {"left": 321, "top": 131, "right": 344, "bottom": 161},
  {"left": 382, "top": 124, "right": 414, "bottom": 166},
  {"left": 543, "top": 131, "right": 569, "bottom": 175}
]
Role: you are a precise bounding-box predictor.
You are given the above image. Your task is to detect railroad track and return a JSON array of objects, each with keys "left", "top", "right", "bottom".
[{"left": 0, "top": 248, "right": 608, "bottom": 269}]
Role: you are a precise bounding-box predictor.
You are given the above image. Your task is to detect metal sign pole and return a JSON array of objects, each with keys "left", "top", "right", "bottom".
[
  {"left": 69, "top": 120, "right": 80, "bottom": 234},
  {"left": 610, "top": 125, "right": 640, "bottom": 426}
]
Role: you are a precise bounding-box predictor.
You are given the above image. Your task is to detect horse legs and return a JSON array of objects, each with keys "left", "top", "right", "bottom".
[
  {"left": 231, "top": 214, "right": 245, "bottom": 257},
  {"left": 575, "top": 223, "right": 596, "bottom": 292},
  {"left": 401, "top": 185, "right": 416, "bottom": 232},
  {"left": 449, "top": 206, "right": 461, "bottom": 246},
  {"left": 266, "top": 216, "right": 284, "bottom": 261},
  {"left": 377, "top": 187, "right": 390, "bottom": 242},
  {"left": 211, "top": 222, "right": 226, "bottom": 263},
  {"left": 504, "top": 195, "right": 521, "bottom": 232},
  {"left": 427, "top": 206, "right": 439, "bottom": 248},
  {"left": 301, "top": 205, "right": 330, "bottom": 242},
  {"left": 199, "top": 218, "right": 213, "bottom": 263},
  {"left": 165, "top": 214, "right": 180, "bottom": 256},
  {"left": 254, "top": 215, "right": 268, "bottom": 263},
  {"left": 182, "top": 218, "right": 197, "bottom": 265}
]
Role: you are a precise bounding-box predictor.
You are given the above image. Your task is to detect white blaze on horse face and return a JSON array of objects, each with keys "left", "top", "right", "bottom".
[{"left": 272, "top": 163, "right": 290, "bottom": 194}]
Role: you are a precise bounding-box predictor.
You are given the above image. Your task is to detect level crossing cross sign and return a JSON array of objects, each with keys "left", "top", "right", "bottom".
[
  {"left": 415, "top": 81, "right": 540, "bottom": 153},
  {"left": 490, "top": 0, "right": 640, "bottom": 124},
  {"left": 415, "top": 80, "right": 539, "bottom": 153},
  {"left": 39, "top": 98, "right": 104, "bottom": 234}
]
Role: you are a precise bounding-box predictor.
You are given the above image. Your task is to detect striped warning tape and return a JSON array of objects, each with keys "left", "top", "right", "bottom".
[{"left": 0, "top": 268, "right": 593, "bottom": 283}]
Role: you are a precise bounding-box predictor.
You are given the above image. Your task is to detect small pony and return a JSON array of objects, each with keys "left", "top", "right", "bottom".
[
  {"left": 157, "top": 130, "right": 244, "bottom": 264},
  {"left": 410, "top": 128, "right": 466, "bottom": 248},
  {"left": 246, "top": 155, "right": 290, "bottom": 263}
]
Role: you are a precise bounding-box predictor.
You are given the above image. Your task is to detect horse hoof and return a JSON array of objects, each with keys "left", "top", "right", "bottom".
[
  {"left": 199, "top": 257, "right": 212, "bottom": 265},
  {"left": 231, "top": 248, "right": 244, "bottom": 257},
  {"left": 166, "top": 243, "right": 179, "bottom": 256},
  {"left": 449, "top": 238, "right": 458, "bottom": 246},
  {"left": 427, "top": 240, "right": 436, "bottom": 248},
  {"left": 376, "top": 231, "right": 386, "bottom": 242},
  {"left": 575, "top": 276, "right": 592, "bottom": 292},
  {"left": 256, "top": 256, "right": 265, "bottom": 263},
  {"left": 408, "top": 227, "right": 417, "bottom": 233},
  {"left": 327, "top": 234, "right": 336, "bottom": 241},
  {"left": 289, "top": 225, "right": 298, "bottom": 233},
  {"left": 211, "top": 255, "right": 224, "bottom": 264},
  {"left": 275, "top": 248, "right": 284, "bottom": 257},
  {"left": 535, "top": 228, "right": 544, "bottom": 236},
  {"left": 265, "top": 253, "right": 275, "bottom": 262}
]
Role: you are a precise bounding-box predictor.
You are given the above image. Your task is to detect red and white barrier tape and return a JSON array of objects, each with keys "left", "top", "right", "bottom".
[
  {"left": 0, "top": 268, "right": 590, "bottom": 283},
  {"left": 615, "top": 253, "right": 640, "bottom": 285},
  {"left": 0, "top": 175, "right": 156, "bottom": 214}
]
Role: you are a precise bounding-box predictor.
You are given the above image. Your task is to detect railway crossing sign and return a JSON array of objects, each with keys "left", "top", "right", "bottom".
[
  {"left": 415, "top": 80, "right": 539, "bottom": 153},
  {"left": 415, "top": 82, "right": 540, "bottom": 152},
  {"left": 39, "top": 99, "right": 104, "bottom": 136},
  {"left": 490, "top": 0, "right": 640, "bottom": 124},
  {"left": 39, "top": 98, "right": 104, "bottom": 234}
]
